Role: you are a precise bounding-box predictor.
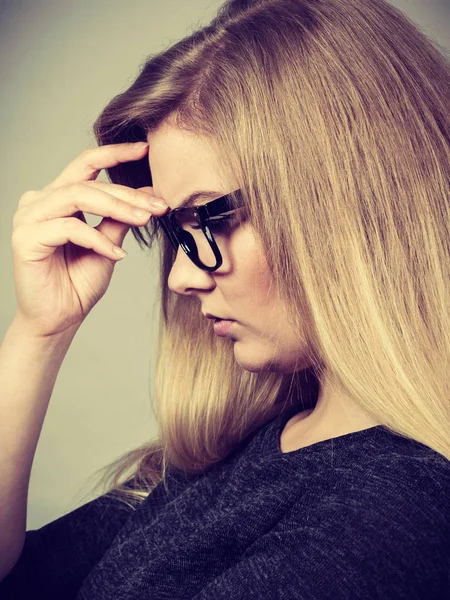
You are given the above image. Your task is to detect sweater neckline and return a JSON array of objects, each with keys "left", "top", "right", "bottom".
[{"left": 262, "top": 404, "right": 387, "bottom": 459}]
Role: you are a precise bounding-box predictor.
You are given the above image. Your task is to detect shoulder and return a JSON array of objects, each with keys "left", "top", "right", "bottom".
[
  {"left": 282, "top": 428, "right": 450, "bottom": 543},
  {"left": 273, "top": 435, "right": 450, "bottom": 597},
  {"left": 356, "top": 427, "right": 450, "bottom": 509},
  {"left": 292, "top": 430, "right": 450, "bottom": 561},
  {"left": 327, "top": 428, "right": 449, "bottom": 517}
]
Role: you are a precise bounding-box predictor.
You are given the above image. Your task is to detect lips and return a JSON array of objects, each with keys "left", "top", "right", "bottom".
[{"left": 204, "top": 313, "right": 229, "bottom": 320}]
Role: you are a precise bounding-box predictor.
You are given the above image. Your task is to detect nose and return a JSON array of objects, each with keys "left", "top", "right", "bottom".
[{"left": 167, "top": 246, "right": 216, "bottom": 296}]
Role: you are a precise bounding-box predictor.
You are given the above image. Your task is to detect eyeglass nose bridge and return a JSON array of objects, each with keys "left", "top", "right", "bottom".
[{"left": 159, "top": 214, "right": 223, "bottom": 272}]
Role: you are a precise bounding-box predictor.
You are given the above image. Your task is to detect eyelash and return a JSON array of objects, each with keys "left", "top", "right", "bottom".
[{"left": 191, "top": 215, "right": 235, "bottom": 234}]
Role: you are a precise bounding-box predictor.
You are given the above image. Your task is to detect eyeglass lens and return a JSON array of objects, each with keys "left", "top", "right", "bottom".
[{"left": 174, "top": 211, "right": 221, "bottom": 269}]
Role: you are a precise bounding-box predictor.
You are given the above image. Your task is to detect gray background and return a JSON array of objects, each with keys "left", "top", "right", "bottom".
[{"left": 0, "top": 0, "right": 448, "bottom": 530}]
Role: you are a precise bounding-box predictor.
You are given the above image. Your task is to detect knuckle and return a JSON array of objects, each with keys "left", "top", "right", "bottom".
[
  {"left": 11, "top": 223, "right": 29, "bottom": 249},
  {"left": 82, "top": 179, "right": 96, "bottom": 187},
  {"left": 66, "top": 181, "right": 83, "bottom": 196},
  {"left": 13, "top": 206, "right": 27, "bottom": 229},
  {"left": 80, "top": 147, "right": 96, "bottom": 159},
  {"left": 11, "top": 228, "right": 22, "bottom": 248},
  {"left": 11, "top": 233, "right": 21, "bottom": 253},
  {"left": 132, "top": 188, "right": 144, "bottom": 204},
  {"left": 117, "top": 196, "right": 130, "bottom": 212},
  {"left": 17, "top": 190, "right": 38, "bottom": 210},
  {"left": 18, "top": 190, "right": 37, "bottom": 207},
  {"left": 63, "top": 217, "right": 80, "bottom": 232},
  {"left": 64, "top": 182, "right": 84, "bottom": 209}
]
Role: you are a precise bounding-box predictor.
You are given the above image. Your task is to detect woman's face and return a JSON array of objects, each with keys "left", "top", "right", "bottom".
[{"left": 146, "top": 122, "right": 312, "bottom": 374}]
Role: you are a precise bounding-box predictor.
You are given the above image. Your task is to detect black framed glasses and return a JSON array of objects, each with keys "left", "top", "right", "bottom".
[{"left": 156, "top": 189, "right": 246, "bottom": 272}]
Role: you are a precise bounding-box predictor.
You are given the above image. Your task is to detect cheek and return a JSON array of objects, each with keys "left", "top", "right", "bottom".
[{"left": 227, "top": 225, "right": 275, "bottom": 305}]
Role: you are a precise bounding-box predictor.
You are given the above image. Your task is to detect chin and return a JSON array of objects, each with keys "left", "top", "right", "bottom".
[
  {"left": 233, "top": 340, "right": 310, "bottom": 374},
  {"left": 233, "top": 343, "right": 288, "bottom": 373}
]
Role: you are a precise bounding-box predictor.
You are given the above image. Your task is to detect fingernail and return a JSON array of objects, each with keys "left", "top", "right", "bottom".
[
  {"left": 150, "top": 200, "right": 167, "bottom": 209},
  {"left": 135, "top": 142, "right": 149, "bottom": 149},
  {"left": 113, "top": 247, "right": 127, "bottom": 258}
]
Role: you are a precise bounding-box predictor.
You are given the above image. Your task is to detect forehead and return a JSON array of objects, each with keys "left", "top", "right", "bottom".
[{"left": 146, "top": 124, "right": 231, "bottom": 211}]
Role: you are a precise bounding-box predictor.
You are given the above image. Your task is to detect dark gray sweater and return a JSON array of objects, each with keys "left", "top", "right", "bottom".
[{"left": 1, "top": 404, "right": 449, "bottom": 599}]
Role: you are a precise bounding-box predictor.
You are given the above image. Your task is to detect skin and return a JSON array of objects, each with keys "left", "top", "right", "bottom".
[{"left": 146, "top": 122, "right": 381, "bottom": 452}]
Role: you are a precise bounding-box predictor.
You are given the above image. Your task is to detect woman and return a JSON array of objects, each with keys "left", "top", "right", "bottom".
[{"left": 0, "top": 0, "right": 448, "bottom": 597}]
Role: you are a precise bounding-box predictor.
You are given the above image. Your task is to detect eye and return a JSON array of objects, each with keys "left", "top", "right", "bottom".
[{"left": 192, "top": 215, "right": 236, "bottom": 234}]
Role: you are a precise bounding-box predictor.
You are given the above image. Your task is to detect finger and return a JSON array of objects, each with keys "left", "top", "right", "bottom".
[
  {"left": 94, "top": 184, "right": 169, "bottom": 247},
  {"left": 12, "top": 218, "right": 129, "bottom": 263},
  {"left": 94, "top": 183, "right": 169, "bottom": 248},
  {"left": 95, "top": 217, "right": 132, "bottom": 249},
  {"left": 17, "top": 189, "right": 46, "bottom": 210},
  {"left": 43, "top": 142, "right": 150, "bottom": 191},
  {"left": 15, "top": 181, "right": 167, "bottom": 255},
  {"left": 15, "top": 183, "right": 161, "bottom": 227},
  {"left": 82, "top": 180, "right": 169, "bottom": 210},
  {"left": 137, "top": 186, "right": 169, "bottom": 208}
]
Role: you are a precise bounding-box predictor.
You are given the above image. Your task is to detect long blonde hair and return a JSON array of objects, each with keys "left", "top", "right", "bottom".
[{"left": 89, "top": 0, "right": 450, "bottom": 509}]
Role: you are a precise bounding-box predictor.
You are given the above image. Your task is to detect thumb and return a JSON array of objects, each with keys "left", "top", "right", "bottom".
[
  {"left": 95, "top": 217, "right": 131, "bottom": 249},
  {"left": 74, "top": 209, "right": 130, "bottom": 248}
]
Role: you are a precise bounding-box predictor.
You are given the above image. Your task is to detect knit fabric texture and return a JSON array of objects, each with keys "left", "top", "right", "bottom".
[{"left": 1, "top": 404, "right": 449, "bottom": 599}]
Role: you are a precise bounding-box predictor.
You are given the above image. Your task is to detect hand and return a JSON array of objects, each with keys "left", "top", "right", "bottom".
[{"left": 11, "top": 142, "right": 168, "bottom": 338}]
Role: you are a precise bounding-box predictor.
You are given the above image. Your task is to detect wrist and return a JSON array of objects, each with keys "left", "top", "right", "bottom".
[{"left": 10, "top": 313, "right": 79, "bottom": 350}]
